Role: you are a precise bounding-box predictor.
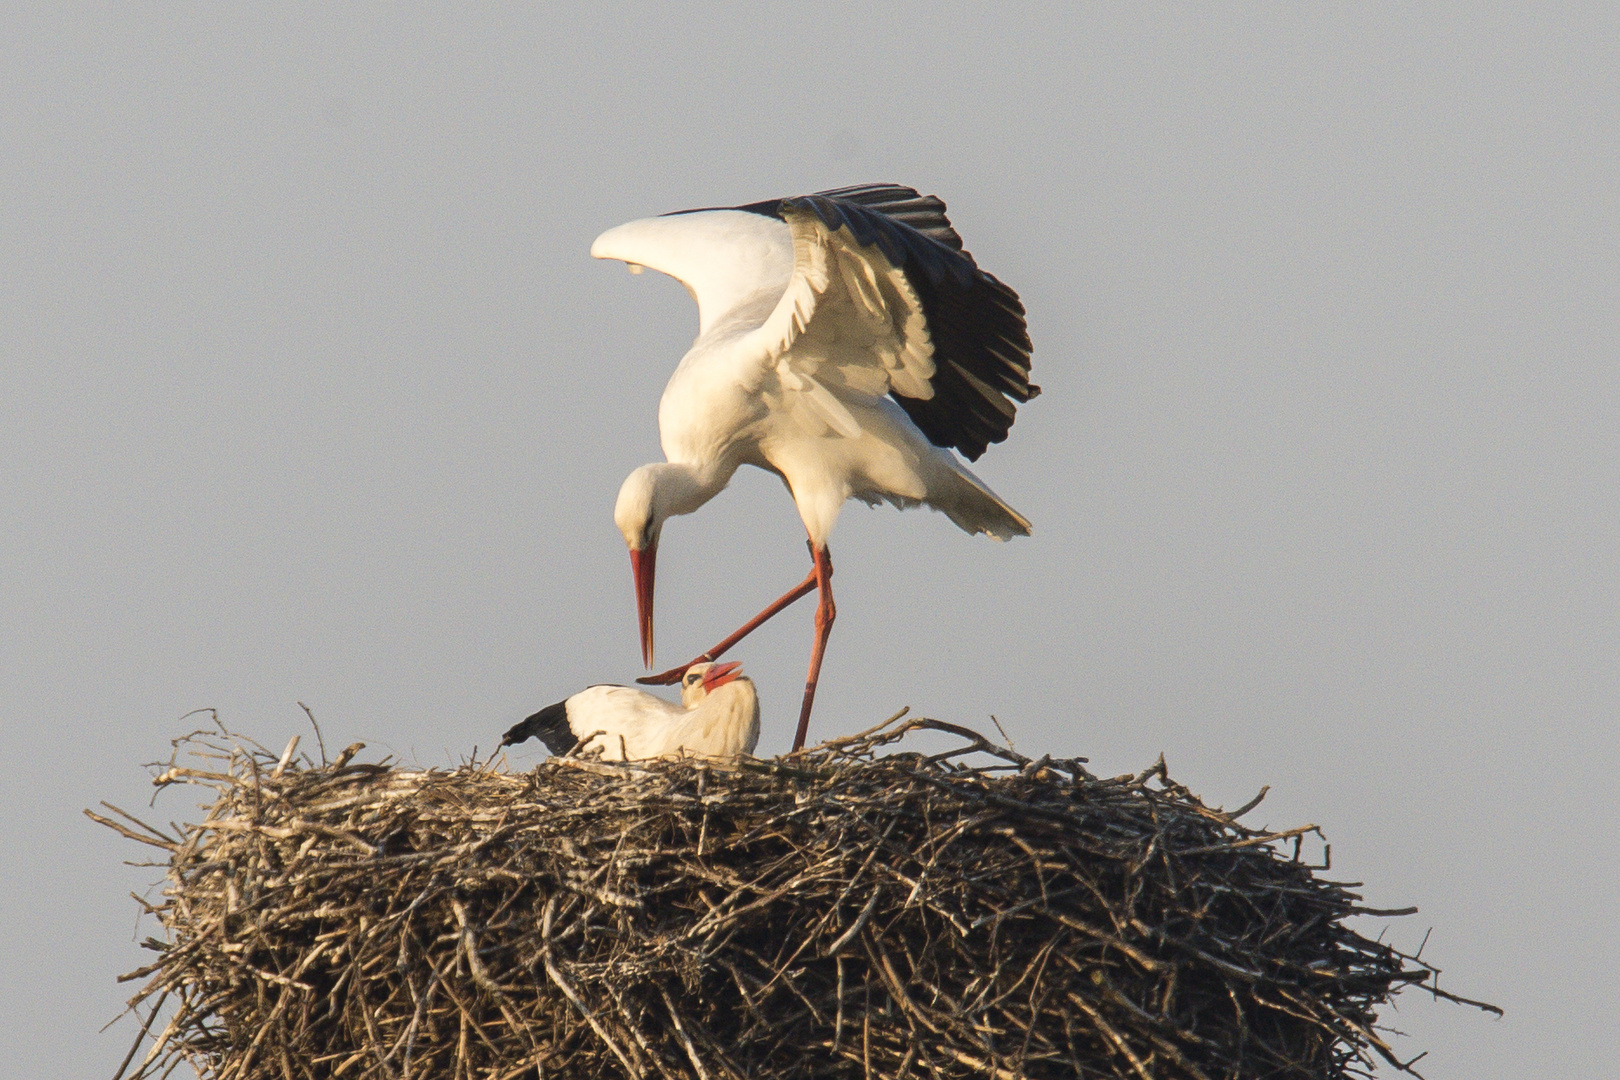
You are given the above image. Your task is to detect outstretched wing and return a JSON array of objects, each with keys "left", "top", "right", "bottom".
[{"left": 737, "top": 184, "right": 1037, "bottom": 461}]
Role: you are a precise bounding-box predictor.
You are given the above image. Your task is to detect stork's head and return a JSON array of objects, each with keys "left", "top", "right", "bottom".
[
  {"left": 678, "top": 660, "right": 745, "bottom": 707},
  {"left": 615, "top": 462, "right": 728, "bottom": 667},
  {"left": 615, "top": 465, "right": 666, "bottom": 667}
]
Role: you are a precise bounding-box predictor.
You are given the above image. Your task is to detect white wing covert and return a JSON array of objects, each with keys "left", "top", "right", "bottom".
[
  {"left": 570, "top": 685, "right": 683, "bottom": 761},
  {"left": 738, "top": 207, "right": 939, "bottom": 440}
]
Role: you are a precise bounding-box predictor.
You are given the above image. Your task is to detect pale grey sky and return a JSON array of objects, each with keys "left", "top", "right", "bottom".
[{"left": 3, "top": 6, "right": 1615, "bottom": 1077}]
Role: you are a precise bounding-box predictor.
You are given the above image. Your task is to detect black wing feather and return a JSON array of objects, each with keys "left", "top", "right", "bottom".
[
  {"left": 732, "top": 183, "right": 1037, "bottom": 461},
  {"left": 500, "top": 699, "right": 577, "bottom": 754}
]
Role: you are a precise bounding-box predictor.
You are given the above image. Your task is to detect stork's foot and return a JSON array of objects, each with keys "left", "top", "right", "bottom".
[{"left": 635, "top": 658, "right": 708, "bottom": 686}]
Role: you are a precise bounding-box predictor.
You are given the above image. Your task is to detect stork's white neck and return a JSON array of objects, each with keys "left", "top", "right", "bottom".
[
  {"left": 591, "top": 210, "right": 795, "bottom": 337},
  {"left": 680, "top": 677, "right": 761, "bottom": 758},
  {"left": 651, "top": 460, "right": 732, "bottom": 517},
  {"left": 615, "top": 460, "right": 736, "bottom": 547}
]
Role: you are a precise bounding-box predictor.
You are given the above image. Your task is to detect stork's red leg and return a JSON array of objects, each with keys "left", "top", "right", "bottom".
[
  {"left": 791, "top": 544, "right": 835, "bottom": 752},
  {"left": 636, "top": 564, "right": 818, "bottom": 685}
]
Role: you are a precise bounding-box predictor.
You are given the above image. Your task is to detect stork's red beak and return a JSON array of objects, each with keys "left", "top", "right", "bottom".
[
  {"left": 630, "top": 543, "right": 657, "bottom": 667},
  {"left": 702, "top": 660, "right": 743, "bottom": 692}
]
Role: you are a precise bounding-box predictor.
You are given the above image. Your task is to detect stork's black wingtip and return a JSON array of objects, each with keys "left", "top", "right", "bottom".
[
  {"left": 501, "top": 700, "right": 578, "bottom": 756},
  {"left": 1026, "top": 383, "right": 1042, "bottom": 400}
]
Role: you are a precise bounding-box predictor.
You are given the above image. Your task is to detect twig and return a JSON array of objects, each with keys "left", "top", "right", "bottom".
[{"left": 298, "top": 702, "right": 328, "bottom": 766}]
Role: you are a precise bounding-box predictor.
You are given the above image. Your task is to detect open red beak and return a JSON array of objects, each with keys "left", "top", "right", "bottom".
[
  {"left": 629, "top": 543, "right": 657, "bottom": 667},
  {"left": 702, "top": 660, "right": 743, "bottom": 692}
]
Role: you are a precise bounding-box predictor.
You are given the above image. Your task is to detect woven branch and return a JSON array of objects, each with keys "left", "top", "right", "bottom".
[{"left": 97, "top": 714, "right": 1495, "bottom": 1080}]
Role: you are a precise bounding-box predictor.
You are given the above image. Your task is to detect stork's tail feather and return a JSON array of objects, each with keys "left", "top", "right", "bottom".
[
  {"left": 941, "top": 464, "right": 1032, "bottom": 541},
  {"left": 500, "top": 700, "right": 578, "bottom": 755}
]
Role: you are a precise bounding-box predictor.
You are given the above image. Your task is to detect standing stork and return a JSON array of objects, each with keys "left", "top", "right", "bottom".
[{"left": 594, "top": 184, "right": 1038, "bottom": 751}]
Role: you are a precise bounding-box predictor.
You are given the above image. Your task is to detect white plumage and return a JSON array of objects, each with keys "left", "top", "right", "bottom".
[
  {"left": 594, "top": 185, "right": 1039, "bottom": 750},
  {"left": 500, "top": 661, "right": 760, "bottom": 761}
]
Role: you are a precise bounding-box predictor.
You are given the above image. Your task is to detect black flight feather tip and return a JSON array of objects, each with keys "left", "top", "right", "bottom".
[{"left": 500, "top": 700, "right": 577, "bottom": 755}]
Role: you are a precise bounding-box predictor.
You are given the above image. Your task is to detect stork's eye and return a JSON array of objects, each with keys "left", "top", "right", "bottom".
[{"left": 684, "top": 672, "right": 701, "bottom": 686}]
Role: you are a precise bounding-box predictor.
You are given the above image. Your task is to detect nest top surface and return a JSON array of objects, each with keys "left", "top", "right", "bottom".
[{"left": 97, "top": 713, "right": 1492, "bottom": 1080}]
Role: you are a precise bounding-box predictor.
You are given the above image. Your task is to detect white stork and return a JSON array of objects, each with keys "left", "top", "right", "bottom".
[
  {"left": 593, "top": 184, "right": 1038, "bottom": 751},
  {"left": 500, "top": 660, "right": 760, "bottom": 761}
]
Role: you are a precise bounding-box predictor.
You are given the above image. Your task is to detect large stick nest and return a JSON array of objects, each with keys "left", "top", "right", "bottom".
[{"left": 96, "top": 713, "right": 1492, "bottom": 1080}]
